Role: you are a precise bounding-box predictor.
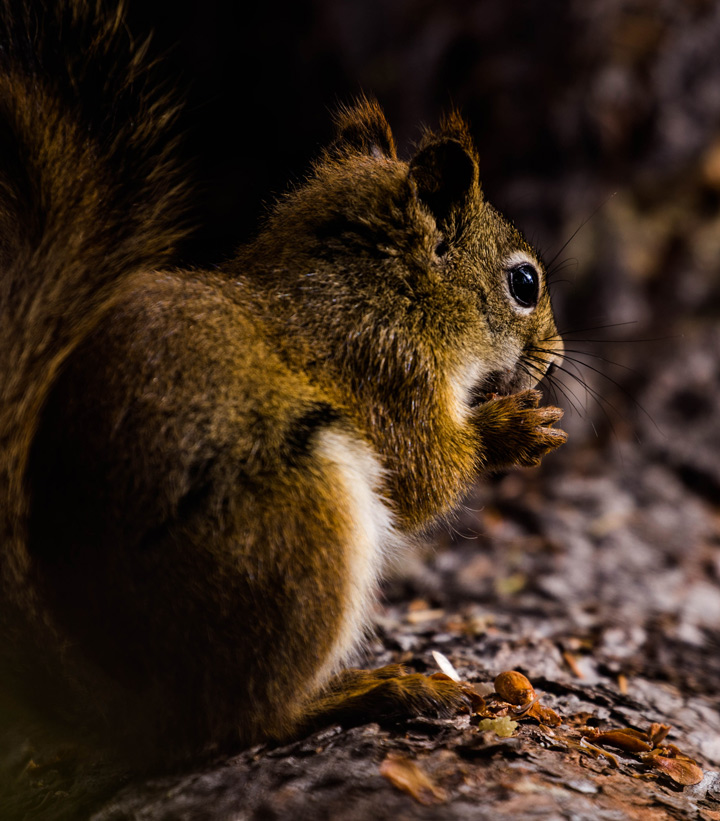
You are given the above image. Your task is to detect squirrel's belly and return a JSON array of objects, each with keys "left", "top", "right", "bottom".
[{"left": 310, "top": 428, "right": 406, "bottom": 686}]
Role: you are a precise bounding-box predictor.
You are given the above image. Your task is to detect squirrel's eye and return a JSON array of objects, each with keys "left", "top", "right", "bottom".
[{"left": 508, "top": 263, "right": 539, "bottom": 308}]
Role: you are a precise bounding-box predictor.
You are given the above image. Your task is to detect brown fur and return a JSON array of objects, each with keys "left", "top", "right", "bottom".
[{"left": 0, "top": 3, "right": 566, "bottom": 766}]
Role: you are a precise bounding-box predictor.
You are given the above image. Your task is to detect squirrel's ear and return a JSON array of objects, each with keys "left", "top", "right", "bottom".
[
  {"left": 330, "top": 97, "right": 397, "bottom": 159},
  {"left": 408, "top": 113, "right": 479, "bottom": 226}
]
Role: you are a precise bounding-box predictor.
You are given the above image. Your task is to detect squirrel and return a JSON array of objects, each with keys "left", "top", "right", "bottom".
[{"left": 0, "top": 0, "right": 566, "bottom": 766}]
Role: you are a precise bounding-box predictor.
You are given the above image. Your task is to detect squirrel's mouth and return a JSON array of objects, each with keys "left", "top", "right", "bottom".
[
  {"left": 469, "top": 361, "right": 548, "bottom": 407},
  {"left": 468, "top": 368, "right": 517, "bottom": 407}
]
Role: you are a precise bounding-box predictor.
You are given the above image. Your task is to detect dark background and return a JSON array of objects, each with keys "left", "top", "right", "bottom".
[{"left": 127, "top": 0, "right": 710, "bottom": 261}]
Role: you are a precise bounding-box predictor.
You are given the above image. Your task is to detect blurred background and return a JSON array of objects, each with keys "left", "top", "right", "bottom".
[{"left": 127, "top": 0, "right": 720, "bottom": 688}]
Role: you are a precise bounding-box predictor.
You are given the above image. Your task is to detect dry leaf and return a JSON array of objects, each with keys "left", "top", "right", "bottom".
[
  {"left": 578, "top": 737, "right": 620, "bottom": 767},
  {"left": 582, "top": 728, "right": 652, "bottom": 753},
  {"left": 527, "top": 702, "right": 562, "bottom": 727},
  {"left": 380, "top": 754, "right": 447, "bottom": 805},
  {"left": 467, "top": 690, "right": 487, "bottom": 714},
  {"left": 648, "top": 723, "right": 671, "bottom": 747},
  {"left": 580, "top": 722, "right": 704, "bottom": 786},
  {"left": 644, "top": 753, "right": 704, "bottom": 786}
]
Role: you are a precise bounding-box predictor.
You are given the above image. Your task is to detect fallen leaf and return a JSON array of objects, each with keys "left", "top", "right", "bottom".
[
  {"left": 527, "top": 702, "right": 562, "bottom": 727},
  {"left": 644, "top": 753, "right": 704, "bottom": 786},
  {"left": 380, "top": 754, "right": 447, "bottom": 805},
  {"left": 657, "top": 743, "right": 690, "bottom": 759},
  {"left": 582, "top": 728, "right": 652, "bottom": 754},
  {"left": 648, "top": 723, "right": 671, "bottom": 747},
  {"left": 578, "top": 737, "right": 620, "bottom": 767}
]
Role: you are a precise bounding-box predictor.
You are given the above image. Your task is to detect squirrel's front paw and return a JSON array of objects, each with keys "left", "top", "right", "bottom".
[{"left": 474, "top": 388, "right": 567, "bottom": 471}]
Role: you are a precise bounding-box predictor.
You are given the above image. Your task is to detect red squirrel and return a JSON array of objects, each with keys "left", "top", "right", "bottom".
[{"left": 0, "top": 0, "right": 566, "bottom": 764}]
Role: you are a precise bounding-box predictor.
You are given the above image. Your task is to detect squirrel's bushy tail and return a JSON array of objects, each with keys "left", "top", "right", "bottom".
[{"left": 0, "top": 0, "right": 188, "bottom": 602}]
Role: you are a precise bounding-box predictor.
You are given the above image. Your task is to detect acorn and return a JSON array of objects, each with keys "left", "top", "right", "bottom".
[{"left": 494, "top": 670, "right": 535, "bottom": 706}]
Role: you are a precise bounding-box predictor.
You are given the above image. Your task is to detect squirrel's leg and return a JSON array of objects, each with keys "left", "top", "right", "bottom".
[
  {"left": 194, "top": 423, "right": 473, "bottom": 743},
  {"left": 275, "top": 429, "right": 472, "bottom": 738}
]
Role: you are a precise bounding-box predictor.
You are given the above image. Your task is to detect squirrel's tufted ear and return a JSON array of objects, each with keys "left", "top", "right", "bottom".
[
  {"left": 409, "top": 112, "right": 480, "bottom": 227},
  {"left": 330, "top": 97, "right": 397, "bottom": 159}
]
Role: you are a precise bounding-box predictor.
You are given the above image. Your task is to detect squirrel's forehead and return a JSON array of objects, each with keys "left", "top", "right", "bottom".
[{"left": 480, "top": 206, "right": 538, "bottom": 263}]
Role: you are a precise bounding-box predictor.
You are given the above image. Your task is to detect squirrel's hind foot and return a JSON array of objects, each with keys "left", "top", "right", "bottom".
[{"left": 300, "top": 664, "right": 473, "bottom": 734}]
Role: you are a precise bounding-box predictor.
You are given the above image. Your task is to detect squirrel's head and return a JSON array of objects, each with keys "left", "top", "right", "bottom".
[{"left": 262, "top": 98, "right": 563, "bottom": 409}]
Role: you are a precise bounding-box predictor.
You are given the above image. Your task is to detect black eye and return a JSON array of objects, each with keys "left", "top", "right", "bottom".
[{"left": 508, "top": 263, "right": 540, "bottom": 308}]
